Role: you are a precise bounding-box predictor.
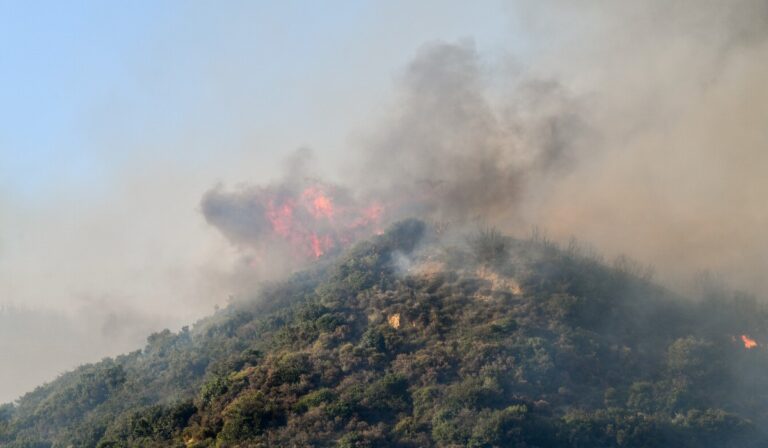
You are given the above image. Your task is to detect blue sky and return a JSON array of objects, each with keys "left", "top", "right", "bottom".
[
  {"left": 0, "top": 1, "right": 159, "bottom": 195},
  {"left": 0, "top": 1, "right": 516, "bottom": 200}
]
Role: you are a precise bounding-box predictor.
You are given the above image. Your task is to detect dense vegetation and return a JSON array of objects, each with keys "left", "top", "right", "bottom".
[{"left": 2, "top": 219, "right": 768, "bottom": 447}]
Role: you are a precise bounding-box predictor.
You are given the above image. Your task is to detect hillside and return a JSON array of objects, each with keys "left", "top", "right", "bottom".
[{"left": 2, "top": 219, "right": 768, "bottom": 447}]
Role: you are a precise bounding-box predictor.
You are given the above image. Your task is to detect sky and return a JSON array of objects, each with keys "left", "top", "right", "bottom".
[
  {"left": 1, "top": 0, "right": 767, "bottom": 405},
  {"left": 0, "top": 0, "right": 517, "bottom": 403},
  {"left": 0, "top": 1, "right": 515, "bottom": 198}
]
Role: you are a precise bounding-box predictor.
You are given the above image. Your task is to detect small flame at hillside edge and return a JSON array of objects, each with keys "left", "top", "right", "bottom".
[{"left": 741, "top": 334, "right": 758, "bottom": 349}]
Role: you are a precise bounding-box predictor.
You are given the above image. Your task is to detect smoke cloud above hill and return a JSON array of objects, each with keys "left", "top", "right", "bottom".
[
  {"left": 202, "top": 42, "right": 590, "bottom": 270},
  {"left": 204, "top": 0, "right": 768, "bottom": 296}
]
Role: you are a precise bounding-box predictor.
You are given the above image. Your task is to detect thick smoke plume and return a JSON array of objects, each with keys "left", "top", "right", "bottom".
[
  {"left": 357, "top": 42, "right": 586, "bottom": 223},
  {"left": 203, "top": 0, "right": 768, "bottom": 298},
  {"left": 202, "top": 43, "right": 588, "bottom": 270}
]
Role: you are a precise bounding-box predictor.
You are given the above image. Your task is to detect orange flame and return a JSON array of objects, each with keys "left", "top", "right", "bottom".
[
  {"left": 252, "top": 184, "right": 387, "bottom": 260},
  {"left": 309, "top": 233, "right": 334, "bottom": 258},
  {"left": 350, "top": 203, "right": 384, "bottom": 232},
  {"left": 302, "top": 186, "right": 334, "bottom": 219},
  {"left": 266, "top": 200, "right": 295, "bottom": 237},
  {"left": 741, "top": 334, "right": 758, "bottom": 349}
]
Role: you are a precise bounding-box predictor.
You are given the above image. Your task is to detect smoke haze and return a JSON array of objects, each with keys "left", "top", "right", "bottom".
[
  {"left": 207, "top": 0, "right": 768, "bottom": 296},
  {"left": 1, "top": 0, "right": 767, "bottom": 403},
  {"left": 511, "top": 0, "right": 768, "bottom": 293},
  {"left": 203, "top": 42, "right": 589, "bottom": 263}
]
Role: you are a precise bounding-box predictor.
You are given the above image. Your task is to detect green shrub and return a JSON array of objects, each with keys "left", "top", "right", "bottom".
[
  {"left": 293, "top": 389, "right": 335, "bottom": 413},
  {"left": 218, "top": 391, "right": 275, "bottom": 443},
  {"left": 269, "top": 353, "right": 311, "bottom": 385}
]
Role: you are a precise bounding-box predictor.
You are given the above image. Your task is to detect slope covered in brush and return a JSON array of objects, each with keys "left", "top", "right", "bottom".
[{"left": 2, "top": 219, "right": 768, "bottom": 447}]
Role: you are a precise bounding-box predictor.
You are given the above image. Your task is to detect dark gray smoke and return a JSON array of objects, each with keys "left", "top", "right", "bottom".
[
  {"left": 202, "top": 42, "right": 589, "bottom": 266},
  {"left": 357, "top": 42, "right": 588, "bottom": 224},
  {"left": 512, "top": 0, "right": 768, "bottom": 294}
]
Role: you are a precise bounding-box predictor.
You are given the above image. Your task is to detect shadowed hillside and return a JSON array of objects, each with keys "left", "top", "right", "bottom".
[{"left": 2, "top": 220, "right": 768, "bottom": 447}]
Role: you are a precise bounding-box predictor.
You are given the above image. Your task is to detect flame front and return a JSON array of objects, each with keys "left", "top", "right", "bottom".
[
  {"left": 266, "top": 199, "right": 295, "bottom": 238},
  {"left": 302, "top": 186, "right": 335, "bottom": 219},
  {"left": 242, "top": 184, "right": 386, "bottom": 260},
  {"left": 741, "top": 334, "right": 758, "bottom": 349},
  {"left": 310, "top": 233, "right": 334, "bottom": 258}
]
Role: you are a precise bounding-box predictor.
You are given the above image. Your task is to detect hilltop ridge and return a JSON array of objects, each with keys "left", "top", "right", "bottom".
[{"left": 2, "top": 220, "right": 768, "bottom": 447}]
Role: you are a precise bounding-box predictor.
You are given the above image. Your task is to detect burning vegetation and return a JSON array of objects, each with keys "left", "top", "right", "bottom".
[
  {"left": 741, "top": 334, "right": 758, "bottom": 349},
  {"left": 202, "top": 181, "right": 385, "bottom": 262}
]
